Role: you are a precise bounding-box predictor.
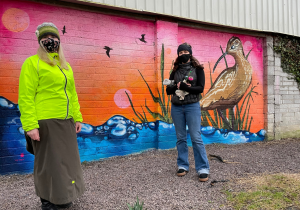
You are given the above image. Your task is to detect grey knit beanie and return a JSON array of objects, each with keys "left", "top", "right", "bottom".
[{"left": 35, "top": 22, "right": 60, "bottom": 43}]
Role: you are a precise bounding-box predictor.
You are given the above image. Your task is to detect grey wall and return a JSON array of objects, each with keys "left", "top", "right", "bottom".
[{"left": 264, "top": 36, "right": 300, "bottom": 140}]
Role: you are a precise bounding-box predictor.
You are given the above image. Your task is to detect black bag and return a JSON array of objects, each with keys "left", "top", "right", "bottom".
[{"left": 25, "top": 133, "right": 34, "bottom": 155}]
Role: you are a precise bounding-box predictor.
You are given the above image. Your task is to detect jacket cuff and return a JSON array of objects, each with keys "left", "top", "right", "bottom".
[
  {"left": 23, "top": 123, "right": 40, "bottom": 132},
  {"left": 74, "top": 115, "right": 83, "bottom": 123}
]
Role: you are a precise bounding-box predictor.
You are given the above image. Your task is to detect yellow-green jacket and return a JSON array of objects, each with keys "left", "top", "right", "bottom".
[{"left": 18, "top": 53, "right": 83, "bottom": 132}]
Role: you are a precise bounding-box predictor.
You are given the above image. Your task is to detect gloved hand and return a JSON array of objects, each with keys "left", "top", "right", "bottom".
[{"left": 179, "top": 82, "right": 190, "bottom": 91}]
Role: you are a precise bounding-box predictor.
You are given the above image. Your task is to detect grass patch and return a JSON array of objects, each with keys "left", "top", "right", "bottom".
[{"left": 225, "top": 173, "right": 300, "bottom": 209}]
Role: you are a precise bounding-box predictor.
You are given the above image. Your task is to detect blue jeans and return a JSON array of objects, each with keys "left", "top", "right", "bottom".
[{"left": 171, "top": 102, "right": 210, "bottom": 174}]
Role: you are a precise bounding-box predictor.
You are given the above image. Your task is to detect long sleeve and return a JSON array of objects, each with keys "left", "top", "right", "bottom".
[
  {"left": 166, "top": 71, "right": 177, "bottom": 95},
  {"left": 18, "top": 58, "right": 40, "bottom": 132},
  {"left": 179, "top": 68, "right": 205, "bottom": 94},
  {"left": 71, "top": 72, "right": 83, "bottom": 123}
]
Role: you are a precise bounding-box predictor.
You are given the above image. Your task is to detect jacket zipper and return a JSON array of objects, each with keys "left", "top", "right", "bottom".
[{"left": 57, "top": 65, "right": 69, "bottom": 119}]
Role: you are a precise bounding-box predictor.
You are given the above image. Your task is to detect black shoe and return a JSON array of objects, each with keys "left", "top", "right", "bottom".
[
  {"left": 177, "top": 169, "right": 188, "bottom": 177},
  {"left": 41, "top": 198, "right": 58, "bottom": 210},
  {"left": 199, "top": 173, "right": 209, "bottom": 182},
  {"left": 56, "top": 202, "right": 72, "bottom": 209}
]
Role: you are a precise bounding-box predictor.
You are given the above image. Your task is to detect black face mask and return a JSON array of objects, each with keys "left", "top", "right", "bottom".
[
  {"left": 178, "top": 54, "right": 190, "bottom": 63},
  {"left": 41, "top": 38, "right": 60, "bottom": 53}
]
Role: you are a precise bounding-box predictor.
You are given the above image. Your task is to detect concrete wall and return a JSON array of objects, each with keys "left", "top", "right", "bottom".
[
  {"left": 1, "top": 0, "right": 267, "bottom": 175},
  {"left": 264, "top": 36, "right": 300, "bottom": 140}
]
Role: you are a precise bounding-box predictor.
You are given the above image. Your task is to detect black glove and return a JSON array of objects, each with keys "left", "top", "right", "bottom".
[{"left": 179, "top": 82, "right": 189, "bottom": 91}]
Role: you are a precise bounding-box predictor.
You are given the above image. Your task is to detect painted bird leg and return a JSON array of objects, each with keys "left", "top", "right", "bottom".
[{"left": 217, "top": 109, "right": 233, "bottom": 130}]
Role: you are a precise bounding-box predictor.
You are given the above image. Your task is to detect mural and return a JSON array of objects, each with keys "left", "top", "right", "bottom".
[{"left": 0, "top": 0, "right": 265, "bottom": 175}]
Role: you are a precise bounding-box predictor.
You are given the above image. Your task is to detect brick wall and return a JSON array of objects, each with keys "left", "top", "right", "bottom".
[{"left": 1, "top": 0, "right": 268, "bottom": 175}]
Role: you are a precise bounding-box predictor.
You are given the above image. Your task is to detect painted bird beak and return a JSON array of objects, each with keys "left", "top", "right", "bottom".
[{"left": 213, "top": 52, "right": 227, "bottom": 73}]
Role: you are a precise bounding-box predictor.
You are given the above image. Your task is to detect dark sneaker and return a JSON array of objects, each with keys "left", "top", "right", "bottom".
[
  {"left": 56, "top": 202, "right": 72, "bottom": 209},
  {"left": 199, "top": 173, "right": 209, "bottom": 182},
  {"left": 41, "top": 199, "right": 58, "bottom": 210},
  {"left": 177, "top": 169, "right": 188, "bottom": 177}
]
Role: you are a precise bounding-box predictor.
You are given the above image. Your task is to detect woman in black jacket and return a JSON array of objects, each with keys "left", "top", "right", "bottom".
[{"left": 166, "top": 43, "right": 210, "bottom": 182}]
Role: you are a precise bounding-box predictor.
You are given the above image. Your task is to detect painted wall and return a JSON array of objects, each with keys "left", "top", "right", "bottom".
[{"left": 0, "top": 0, "right": 265, "bottom": 175}]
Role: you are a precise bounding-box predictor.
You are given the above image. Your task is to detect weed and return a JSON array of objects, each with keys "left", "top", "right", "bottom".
[{"left": 127, "top": 196, "right": 147, "bottom": 210}]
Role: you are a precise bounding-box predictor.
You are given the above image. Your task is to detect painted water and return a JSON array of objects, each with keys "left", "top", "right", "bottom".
[{"left": 0, "top": 97, "right": 265, "bottom": 175}]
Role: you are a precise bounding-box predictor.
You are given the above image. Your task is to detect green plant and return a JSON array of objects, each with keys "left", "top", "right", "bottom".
[
  {"left": 273, "top": 35, "right": 300, "bottom": 89},
  {"left": 81, "top": 161, "right": 88, "bottom": 166},
  {"left": 125, "top": 91, "right": 149, "bottom": 123},
  {"left": 126, "top": 44, "right": 173, "bottom": 123},
  {"left": 127, "top": 196, "right": 147, "bottom": 210}
]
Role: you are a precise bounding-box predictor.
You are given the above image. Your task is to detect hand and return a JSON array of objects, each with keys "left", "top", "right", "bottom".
[
  {"left": 75, "top": 122, "right": 82, "bottom": 133},
  {"left": 177, "top": 81, "right": 181, "bottom": 89},
  {"left": 179, "top": 82, "right": 191, "bottom": 90},
  {"left": 27, "top": 129, "right": 40, "bottom": 141}
]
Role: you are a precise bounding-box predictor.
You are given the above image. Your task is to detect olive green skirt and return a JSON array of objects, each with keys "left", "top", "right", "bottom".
[{"left": 31, "top": 118, "right": 85, "bottom": 205}]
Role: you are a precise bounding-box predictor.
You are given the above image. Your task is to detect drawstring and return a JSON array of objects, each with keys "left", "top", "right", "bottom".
[{"left": 37, "top": 59, "right": 40, "bottom": 75}]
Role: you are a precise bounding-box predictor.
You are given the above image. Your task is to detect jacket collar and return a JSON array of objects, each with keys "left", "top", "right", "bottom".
[
  {"left": 178, "top": 62, "right": 193, "bottom": 73},
  {"left": 48, "top": 52, "right": 59, "bottom": 60}
]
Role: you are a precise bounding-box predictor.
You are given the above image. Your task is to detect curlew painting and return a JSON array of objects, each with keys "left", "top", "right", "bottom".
[
  {"left": 0, "top": 0, "right": 265, "bottom": 175},
  {"left": 201, "top": 37, "right": 253, "bottom": 111},
  {"left": 200, "top": 36, "right": 254, "bottom": 130}
]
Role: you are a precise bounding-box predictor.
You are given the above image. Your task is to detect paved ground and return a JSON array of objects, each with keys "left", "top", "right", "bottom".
[{"left": 1, "top": 138, "right": 300, "bottom": 210}]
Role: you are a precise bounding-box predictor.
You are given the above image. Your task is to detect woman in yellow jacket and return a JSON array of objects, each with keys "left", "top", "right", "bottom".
[{"left": 18, "top": 22, "right": 85, "bottom": 210}]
